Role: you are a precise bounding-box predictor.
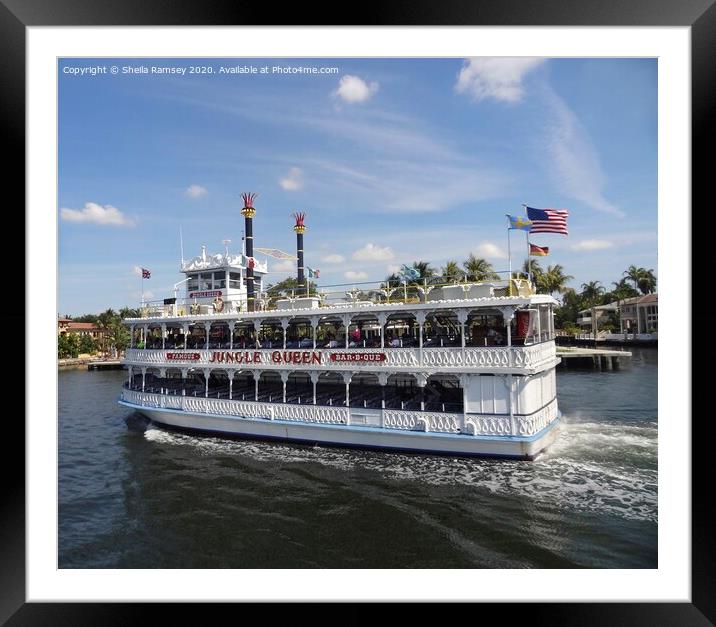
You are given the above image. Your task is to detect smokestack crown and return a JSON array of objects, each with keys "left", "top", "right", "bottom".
[
  {"left": 241, "top": 192, "right": 257, "bottom": 218},
  {"left": 292, "top": 211, "right": 307, "bottom": 234}
]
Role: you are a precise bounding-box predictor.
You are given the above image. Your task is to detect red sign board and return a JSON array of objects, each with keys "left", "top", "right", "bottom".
[
  {"left": 166, "top": 352, "right": 201, "bottom": 361},
  {"left": 330, "top": 353, "right": 387, "bottom": 363}
]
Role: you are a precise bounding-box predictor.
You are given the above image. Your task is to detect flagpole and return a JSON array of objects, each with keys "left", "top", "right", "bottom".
[
  {"left": 522, "top": 204, "right": 533, "bottom": 286},
  {"left": 141, "top": 272, "right": 144, "bottom": 307}
]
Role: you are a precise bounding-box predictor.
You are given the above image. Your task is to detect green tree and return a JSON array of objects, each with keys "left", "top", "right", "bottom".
[
  {"left": 623, "top": 265, "right": 644, "bottom": 292},
  {"left": 463, "top": 254, "right": 499, "bottom": 282},
  {"left": 580, "top": 280, "right": 605, "bottom": 305},
  {"left": 538, "top": 264, "right": 573, "bottom": 296},
  {"left": 636, "top": 268, "right": 657, "bottom": 294},
  {"left": 554, "top": 288, "right": 582, "bottom": 328},
  {"left": 58, "top": 333, "right": 80, "bottom": 359},
  {"left": 440, "top": 260, "right": 464, "bottom": 284},
  {"left": 107, "top": 322, "right": 131, "bottom": 357},
  {"left": 78, "top": 334, "right": 97, "bottom": 355}
]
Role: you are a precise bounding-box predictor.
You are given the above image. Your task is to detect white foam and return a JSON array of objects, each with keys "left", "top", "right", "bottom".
[{"left": 142, "top": 417, "right": 657, "bottom": 523}]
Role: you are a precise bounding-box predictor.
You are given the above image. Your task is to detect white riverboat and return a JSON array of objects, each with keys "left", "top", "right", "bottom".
[{"left": 119, "top": 196, "right": 561, "bottom": 459}]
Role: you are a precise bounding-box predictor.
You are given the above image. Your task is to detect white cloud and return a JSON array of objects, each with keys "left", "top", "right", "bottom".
[
  {"left": 352, "top": 243, "right": 395, "bottom": 261},
  {"left": 473, "top": 242, "right": 507, "bottom": 259},
  {"left": 271, "top": 260, "right": 295, "bottom": 272},
  {"left": 321, "top": 254, "right": 345, "bottom": 264},
  {"left": 133, "top": 290, "right": 154, "bottom": 300},
  {"left": 387, "top": 264, "right": 401, "bottom": 275},
  {"left": 542, "top": 87, "right": 625, "bottom": 217},
  {"left": 570, "top": 239, "right": 615, "bottom": 252},
  {"left": 334, "top": 75, "right": 379, "bottom": 104},
  {"left": 344, "top": 270, "right": 368, "bottom": 280},
  {"left": 279, "top": 167, "right": 303, "bottom": 191},
  {"left": 455, "top": 58, "right": 545, "bottom": 103},
  {"left": 185, "top": 184, "right": 208, "bottom": 199},
  {"left": 60, "top": 202, "right": 135, "bottom": 226}
]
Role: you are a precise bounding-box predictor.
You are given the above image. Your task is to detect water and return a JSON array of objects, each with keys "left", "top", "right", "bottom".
[{"left": 58, "top": 349, "right": 657, "bottom": 569}]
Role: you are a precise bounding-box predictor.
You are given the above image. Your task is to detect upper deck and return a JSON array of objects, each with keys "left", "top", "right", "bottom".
[{"left": 123, "top": 279, "right": 559, "bottom": 376}]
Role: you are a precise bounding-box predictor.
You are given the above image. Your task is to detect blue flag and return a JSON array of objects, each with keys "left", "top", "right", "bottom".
[
  {"left": 400, "top": 264, "right": 420, "bottom": 280},
  {"left": 506, "top": 215, "right": 533, "bottom": 231}
]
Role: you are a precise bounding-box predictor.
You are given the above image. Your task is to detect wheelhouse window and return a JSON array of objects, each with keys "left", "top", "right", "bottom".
[
  {"left": 229, "top": 272, "right": 242, "bottom": 289},
  {"left": 187, "top": 274, "right": 199, "bottom": 291},
  {"left": 199, "top": 273, "right": 212, "bottom": 290},
  {"left": 214, "top": 271, "right": 226, "bottom": 289}
]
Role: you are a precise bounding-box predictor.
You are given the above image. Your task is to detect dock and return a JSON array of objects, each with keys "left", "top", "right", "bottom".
[
  {"left": 87, "top": 360, "right": 124, "bottom": 371},
  {"left": 556, "top": 347, "right": 631, "bottom": 370}
]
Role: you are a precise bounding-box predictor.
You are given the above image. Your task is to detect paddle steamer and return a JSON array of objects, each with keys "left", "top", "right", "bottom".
[{"left": 119, "top": 194, "right": 561, "bottom": 459}]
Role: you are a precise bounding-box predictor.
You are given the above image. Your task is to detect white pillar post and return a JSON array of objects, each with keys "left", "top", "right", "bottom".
[
  {"left": 181, "top": 368, "right": 188, "bottom": 395},
  {"left": 253, "top": 370, "right": 261, "bottom": 401},
  {"left": 141, "top": 367, "right": 147, "bottom": 391},
  {"left": 310, "top": 317, "right": 319, "bottom": 349},
  {"left": 130, "top": 325, "right": 135, "bottom": 348},
  {"left": 183, "top": 323, "right": 189, "bottom": 350},
  {"left": 161, "top": 323, "right": 167, "bottom": 349},
  {"left": 416, "top": 373, "right": 427, "bottom": 412},
  {"left": 496, "top": 306, "right": 516, "bottom": 367},
  {"left": 280, "top": 318, "right": 289, "bottom": 350},
  {"left": 415, "top": 310, "right": 427, "bottom": 367},
  {"left": 378, "top": 312, "right": 387, "bottom": 349},
  {"left": 536, "top": 306, "right": 542, "bottom": 342},
  {"left": 343, "top": 314, "right": 351, "bottom": 348},
  {"left": 229, "top": 321, "right": 236, "bottom": 349},
  {"left": 228, "top": 369, "right": 235, "bottom": 400},
  {"left": 342, "top": 372, "right": 352, "bottom": 407},
  {"left": 378, "top": 373, "right": 388, "bottom": 409},
  {"left": 203, "top": 368, "right": 211, "bottom": 397},
  {"left": 142, "top": 324, "right": 148, "bottom": 348},
  {"left": 280, "top": 371, "right": 289, "bottom": 403},
  {"left": 310, "top": 371, "right": 319, "bottom": 405},
  {"left": 253, "top": 320, "right": 262, "bottom": 349},
  {"left": 127, "top": 366, "right": 133, "bottom": 387},
  {"left": 456, "top": 310, "right": 468, "bottom": 362}
]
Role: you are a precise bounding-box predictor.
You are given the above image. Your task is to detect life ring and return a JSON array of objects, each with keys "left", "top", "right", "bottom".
[{"left": 213, "top": 296, "right": 224, "bottom": 312}]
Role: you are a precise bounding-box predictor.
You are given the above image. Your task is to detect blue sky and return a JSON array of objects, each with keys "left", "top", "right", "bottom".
[{"left": 58, "top": 57, "right": 657, "bottom": 315}]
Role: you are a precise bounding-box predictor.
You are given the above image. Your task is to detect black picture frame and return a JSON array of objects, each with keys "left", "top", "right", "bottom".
[{"left": 7, "top": 0, "right": 710, "bottom": 624}]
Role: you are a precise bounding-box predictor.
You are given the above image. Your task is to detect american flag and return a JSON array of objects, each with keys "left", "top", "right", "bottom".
[
  {"left": 141, "top": 268, "right": 151, "bottom": 278},
  {"left": 525, "top": 207, "right": 569, "bottom": 235}
]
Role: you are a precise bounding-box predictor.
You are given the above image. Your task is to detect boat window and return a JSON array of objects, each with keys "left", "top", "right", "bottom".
[
  {"left": 187, "top": 274, "right": 199, "bottom": 291},
  {"left": 199, "top": 273, "right": 212, "bottom": 290},
  {"left": 214, "top": 271, "right": 226, "bottom": 289},
  {"left": 229, "top": 272, "right": 242, "bottom": 289}
]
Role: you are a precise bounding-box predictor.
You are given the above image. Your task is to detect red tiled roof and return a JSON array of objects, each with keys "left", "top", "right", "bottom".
[{"left": 66, "top": 322, "right": 102, "bottom": 330}]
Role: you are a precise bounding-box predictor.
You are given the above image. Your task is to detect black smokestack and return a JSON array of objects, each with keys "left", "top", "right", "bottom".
[
  {"left": 293, "top": 212, "right": 307, "bottom": 297},
  {"left": 241, "top": 192, "right": 257, "bottom": 311}
]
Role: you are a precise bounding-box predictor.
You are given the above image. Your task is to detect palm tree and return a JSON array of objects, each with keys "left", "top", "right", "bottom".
[
  {"left": 580, "top": 280, "right": 605, "bottom": 305},
  {"left": 637, "top": 268, "right": 657, "bottom": 294},
  {"left": 609, "top": 279, "right": 639, "bottom": 334},
  {"left": 106, "top": 321, "right": 130, "bottom": 359},
  {"left": 463, "top": 254, "right": 499, "bottom": 282},
  {"left": 440, "top": 260, "right": 464, "bottom": 284},
  {"left": 411, "top": 260, "right": 435, "bottom": 280},
  {"left": 623, "top": 265, "right": 644, "bottom": 292},
  {"left": 96, "top": 308, "right": 117, "bottom": 357},
  {"left": 538, "top": 264, "right": 573, "bottom": 296}
]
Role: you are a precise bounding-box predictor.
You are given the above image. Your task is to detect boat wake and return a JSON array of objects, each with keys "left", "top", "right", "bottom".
[{"left": 143, "top": 415, "right": 657, "bottom": 523}]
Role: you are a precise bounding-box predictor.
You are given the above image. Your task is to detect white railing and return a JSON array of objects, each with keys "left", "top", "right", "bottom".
[
  {"left": 122, "top": 389, "right": 348, "bottom": 425},
  {"left": 122, "top": 389, "right": 558, "bottom": 437},
  {"left": 123, "top": 341, "right": 557, "bottom": 372}
]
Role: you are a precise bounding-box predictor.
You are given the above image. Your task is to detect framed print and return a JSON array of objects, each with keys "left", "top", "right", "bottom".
[{"left": 6, "top": 0, "right": 710, "bottom": 623}]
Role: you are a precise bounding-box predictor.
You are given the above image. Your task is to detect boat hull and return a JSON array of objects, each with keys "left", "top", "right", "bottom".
[{"left": 119, "top": 399, "right": 559, "bottom": 460}]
